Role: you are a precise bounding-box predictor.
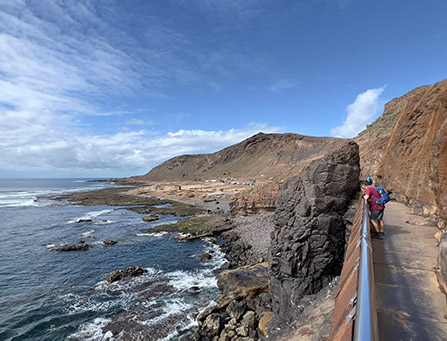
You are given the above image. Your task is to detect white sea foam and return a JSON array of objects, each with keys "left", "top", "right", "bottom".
[
  {"left": 81, "top": 230, "right": 96, "bottom": 237},
  {"left": 95, "top": 219, "right": 114, "bottom": 225},
  {"left": 0, "top": 197, "right": 39, "bottom": 207},
  {"left": 68, "top": 209, "right": 113, "bottom": 224},
  {"left": 202, "top": 238, "right": 228, "bottom": 270},
  {"left": 153, "top": 203, "right": 173, "bottom": 209},
  {"left": 137, "top": 297, "right": 194, "bottom": 327},
  {"left": 167, "top": 270, "right": 217, "bottom": 291},
  {"left": 68, "top": 317, "right": 113, "bottom": 340},
  {"left": 136, "top": 232, "right": 168, "bottom": 238},
  {"left": 60, "top": 290, "right": 136, "bottom": 314}
]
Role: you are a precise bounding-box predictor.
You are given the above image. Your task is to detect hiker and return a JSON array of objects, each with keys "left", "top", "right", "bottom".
[{"left": 361, "top": 180, "right": 385, "bottom": 240}]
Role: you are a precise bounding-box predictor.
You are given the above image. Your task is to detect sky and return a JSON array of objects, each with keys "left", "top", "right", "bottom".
[{"left": 1, "top": 0, "right": 446, "bottom": 178}]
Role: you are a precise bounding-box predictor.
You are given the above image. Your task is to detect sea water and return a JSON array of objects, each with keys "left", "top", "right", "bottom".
[{"left": 0, "top": 179, "right": 224, "bottom": 340}]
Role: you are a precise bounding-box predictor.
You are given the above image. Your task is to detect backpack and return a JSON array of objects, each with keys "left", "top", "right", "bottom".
[{"left": 375, "top": 186, "right": 390, "bottom": 205}]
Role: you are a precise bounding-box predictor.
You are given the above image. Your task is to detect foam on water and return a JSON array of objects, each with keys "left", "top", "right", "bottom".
[
  {"left": 81, "top": 230, "right": 96, "bottom": 237},
  {"left": 67, "top": 317, "right": 113, "bottom": 340},
  {"left": 136, "top": 231, "right": 168, "bottom": 238},
  {"left": 68, "top": 209, "right": 113, "bottom": 224}
]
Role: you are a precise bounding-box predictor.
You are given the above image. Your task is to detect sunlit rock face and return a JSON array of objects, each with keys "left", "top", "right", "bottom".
[{"left": 375, "top": 78, "right": 447, "bottom": 219}]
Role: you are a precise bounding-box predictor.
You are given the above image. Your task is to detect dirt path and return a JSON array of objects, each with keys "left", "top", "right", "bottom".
[{"left": 372, "top": 201, "right": 447, "bottom": 340}]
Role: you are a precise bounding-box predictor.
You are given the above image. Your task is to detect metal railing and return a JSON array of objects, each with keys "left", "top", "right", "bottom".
[{"left": 353, "top": 201, "right": 379, "bottom": 341}]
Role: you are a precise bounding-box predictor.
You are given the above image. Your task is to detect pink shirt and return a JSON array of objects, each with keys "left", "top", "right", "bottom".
[{"left": 366, "top": 186, "right": 385, "bottom": 211}]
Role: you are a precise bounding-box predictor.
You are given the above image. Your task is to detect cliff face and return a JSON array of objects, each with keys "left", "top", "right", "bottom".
[
  {"left": 354, "top": 85, "right": 429, "bottom": 179},
  {"left": 269, "top": 141, "right": 360, "bottom": 323},
  {"left": 375, "top": 79, "right": 447, "bottom": 218}
]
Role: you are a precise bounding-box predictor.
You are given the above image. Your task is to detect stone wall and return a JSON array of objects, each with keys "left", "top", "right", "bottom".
[{"left": 269, "top": 141, "right": 360, "bottom": 323}]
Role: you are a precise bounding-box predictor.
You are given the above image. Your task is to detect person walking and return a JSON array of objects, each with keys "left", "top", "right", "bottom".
[{"left": 361, "top": 180, "right": 386, "bottom": 240}]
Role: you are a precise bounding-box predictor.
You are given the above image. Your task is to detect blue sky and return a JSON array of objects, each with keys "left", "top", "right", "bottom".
[{"left": 1, "top": 0, "right": 446, "bottom": 178}]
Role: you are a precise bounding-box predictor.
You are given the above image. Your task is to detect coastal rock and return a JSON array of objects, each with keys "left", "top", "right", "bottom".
[
  {"left": 75, "top": 218, "right": 92, "bottom": 223},
  {"left": 55, "top": 244, "right": 91, "bottom": 251},
  {"left": 226, "top": 300, "right": 246, "bottom": 320},
  {"left": 258, "top": 311, "right": 273, "bottom": 336},
  {"left": 142, "top": 215, "right": 159, "bottom": 222},
  {"left": 106, "top": 266, "right": 147, "bottom": 283},
  {"left": 269, "top": 140, "right": 359, "bottom": 324},
  {"left": 200, "top": 252, "right": 213, "bottom": 262},
  {"left": 201, "top": 313, "right": 221, "bottom": 338},
  {"left": 104, "top": 240, "right": 117, "bottom": 246},
  {"left": 217, "top": 263, "right": 269, "bottom": 302}
]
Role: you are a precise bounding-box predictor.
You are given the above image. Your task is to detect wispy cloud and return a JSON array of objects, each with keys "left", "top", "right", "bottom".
[
  {"left": 124, "top": 119, "right": 154, "bottom": 126},
  {"left": 331, "top": 86, "right": 386, "bottom": 138},
  {"left": 0, "top": 106, "right": 281, "bottom": 176},
  {"left": 269, "top": 79, "right": 299, "bottom": 93}
]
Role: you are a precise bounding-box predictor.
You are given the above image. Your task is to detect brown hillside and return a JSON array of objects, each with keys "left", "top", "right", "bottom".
[{"left": 135, "top": 133, "right": 348, "bottom": 182}]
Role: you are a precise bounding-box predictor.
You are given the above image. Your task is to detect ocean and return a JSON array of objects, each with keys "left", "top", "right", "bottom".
[{"left": 0, "top": 179, "right": 224, "bottom": 340}]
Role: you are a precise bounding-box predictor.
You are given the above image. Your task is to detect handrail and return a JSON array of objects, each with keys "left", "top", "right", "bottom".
[{"left": 353, "top": 201, "right": 379, "bottom": 341}]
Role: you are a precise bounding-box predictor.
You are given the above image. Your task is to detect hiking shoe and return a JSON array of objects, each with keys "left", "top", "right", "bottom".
[
  {"left": 371, "top": 233, "right": 381, "bottom": 239},
  {"left": 379, "top": 232, "right": 386, "bottom": 240}
]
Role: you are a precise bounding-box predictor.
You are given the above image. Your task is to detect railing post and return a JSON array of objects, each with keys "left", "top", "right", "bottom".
[{"left": 353, "top": 201, "right": 379, "bottom": 341}]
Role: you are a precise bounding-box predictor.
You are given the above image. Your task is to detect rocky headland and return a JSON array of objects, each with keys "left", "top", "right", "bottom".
[
  {"left": 104, "top": 133, "right": 359, "bottom": 340},
  {"left": 58, "top": 77, "right": 447, "bottom": 340}
]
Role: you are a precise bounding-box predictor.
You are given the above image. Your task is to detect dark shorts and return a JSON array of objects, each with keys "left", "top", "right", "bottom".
[{"left": 370, "top": 210, "right": 384, "bottom": 222}]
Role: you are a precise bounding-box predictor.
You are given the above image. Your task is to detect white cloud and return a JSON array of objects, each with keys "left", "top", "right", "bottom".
[
  {"left": 331, "top": 87, "right": 385, "bottom": 138},
  {"left": 0, "top": 103, "right": 281, "bottom": 177},
  {"left": 269, "top": 79, "right": 299, "bottom": 93}
]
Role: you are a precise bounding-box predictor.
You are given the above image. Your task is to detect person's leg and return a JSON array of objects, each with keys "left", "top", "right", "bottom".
[
  {"left": 379, "top": 219, "right": 385, "bottom": 233},
  {"left": 370, "top": 219, "right": 380, "bottom": 233}
]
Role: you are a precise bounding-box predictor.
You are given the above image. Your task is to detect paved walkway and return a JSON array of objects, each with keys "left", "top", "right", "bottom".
[{"left": 372, "top": 201, "right": 447, "bottom": 341}]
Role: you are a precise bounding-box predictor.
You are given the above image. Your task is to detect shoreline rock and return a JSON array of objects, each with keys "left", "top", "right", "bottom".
[
  {"left": 106, "top": 266, "right": 147, "bottom": 283},
  {"left": 54, "top": 244, "right": 91, "bottom": 251}
]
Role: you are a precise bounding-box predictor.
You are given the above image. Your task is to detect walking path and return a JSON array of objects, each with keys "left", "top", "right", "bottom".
[{"left": 372, "top": 201, "right": 447, "bottom": 340}]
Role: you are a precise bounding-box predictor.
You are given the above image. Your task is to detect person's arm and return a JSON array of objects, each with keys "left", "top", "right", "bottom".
[{"left": 364, "top": 187, "right": 371, "bottom": 203}]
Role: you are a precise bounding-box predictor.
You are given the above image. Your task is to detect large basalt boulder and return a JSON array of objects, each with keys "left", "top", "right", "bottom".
[{"left": 269, "top": 140, "right": 359, "bottom": 323}]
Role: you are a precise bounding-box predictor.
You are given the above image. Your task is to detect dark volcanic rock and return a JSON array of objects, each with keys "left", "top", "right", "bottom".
[
  {"left": 55, "top": 244, "right": 91, "bottom": 251},
  {"left": 106, "top": 266, "right": 147, "bottom": 283},
  {"left": 104, "top": 240, "right": 117, "bottom": 246},
  {"left": 200, "top": 252, "right": 212, "bottom": 262},
  {"left": 142, "top": 215, "right": 159, "bottom": 222},
  {"left": 269, "top": 140, "right": 360, "bottom": 323},
  {"left": 75, "top": 218, "right": 93, "bottom": 223}
]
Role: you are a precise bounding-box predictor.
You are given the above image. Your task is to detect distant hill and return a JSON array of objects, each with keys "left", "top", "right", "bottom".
[{"left": 132, "top": 133, "right": 348, "bottom": 182}]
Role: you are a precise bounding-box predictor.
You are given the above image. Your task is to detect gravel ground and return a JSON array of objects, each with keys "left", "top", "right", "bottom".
[{"left": 232, "top": 213, "right": 275, "bottom": 260}]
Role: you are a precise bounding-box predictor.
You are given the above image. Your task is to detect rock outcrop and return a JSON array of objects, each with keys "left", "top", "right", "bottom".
[
  {"left": 354, "top": 85, "right": 429, "bottom": 179},
  {"left": 106, "top": 266, "right": 147, "bottom": 283},
  {"left": 269, "top": 140, "right": 360, "bottom": 324},
  {"left": 375, "top": 79, "right": 447, "bottom": 219},
  {"left": 197, "top": 263, "right": 271, "bottom": 340}
]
